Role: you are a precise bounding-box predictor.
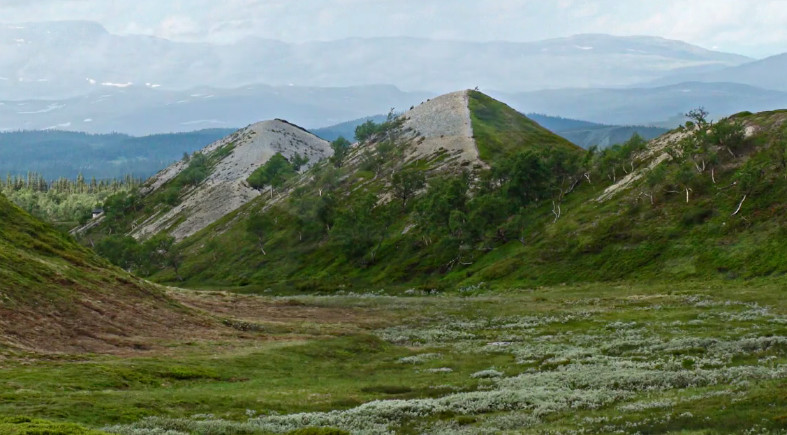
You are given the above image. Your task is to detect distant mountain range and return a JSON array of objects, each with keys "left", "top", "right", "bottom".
[
  {"left": 0, "top": 84, "right": 429, "bottom": 135},
  {"left": 1, "top": 20, "right": 785, "bottom": 135},
  {"left": 495, "top": 82, "right": 787, "bottom": 126},
  {"left": 0, "top": 21, "right": 750, "bottom": 100},
  {"left": 525, "top": 114, "right": 668, "bottom": 148},
  {"left": 646, "top": 53, "right": 787, "bottom": 91},
  {"left": 5, "top": 80, "right": 786, "bottom": 136}
]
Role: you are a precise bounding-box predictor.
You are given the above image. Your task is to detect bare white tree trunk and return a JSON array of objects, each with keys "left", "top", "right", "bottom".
[
  {"left": 732, "top": 195, "right": 747, "bottom": 216},
  {"left": 552, "top": 201, "right": 561, "bottom": 223},
  {"left": 711, "top": 168, "right": 716, "bottom": 184},
  {"left": 685, "top": 187, "right": 691, "bottom": 203}
]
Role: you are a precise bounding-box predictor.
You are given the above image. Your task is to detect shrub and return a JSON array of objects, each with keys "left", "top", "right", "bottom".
[{"left": 287, "top": 428, "right": 350, "bottom": 435}]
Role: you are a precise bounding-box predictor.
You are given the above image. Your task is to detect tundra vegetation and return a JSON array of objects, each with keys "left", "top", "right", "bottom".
[{"left": 1, "top": 282, "right": 786, "bottom": 434}]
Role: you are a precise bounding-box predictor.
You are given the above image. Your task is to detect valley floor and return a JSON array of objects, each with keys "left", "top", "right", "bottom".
[{"left": 2, "top": 281, "right": 787, "bottom": 434}]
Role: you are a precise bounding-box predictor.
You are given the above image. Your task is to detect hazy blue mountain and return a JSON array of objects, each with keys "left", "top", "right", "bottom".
[
  {"left": 0, "top": 21, "right": 750, "bottom": 100},
  {"left": 644, "top": 52, "right": 787, "bottom": 91},
  {"left": 0, "top": 84, "right": 430, "bottom": 135},
  {"left": 558, "top": 125, "right": 668, "bottom": 149},
  {"left": 495, "top": 82, "right": 787, "bottom": 126},
  {"left": 0, "top": 129, "right": 235, "bottom": 179},
  {"left": 524, "top": 114, "right": 602, "bottom": 132}
]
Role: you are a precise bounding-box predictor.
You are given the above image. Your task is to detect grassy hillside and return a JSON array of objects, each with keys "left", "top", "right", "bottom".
[
  {"left": 81, "top": 92, "right": 787, "bottom": 295},
  {"left": 111, "top": 91, "right": 586, "bottom": 290},
  {"left": 0, "top": 193, "right": 204, "bottom": 354}
]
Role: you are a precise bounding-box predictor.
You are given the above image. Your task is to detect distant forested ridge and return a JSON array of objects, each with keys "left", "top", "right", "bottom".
[
  {"left": 526, "top": 114, "right": 668, "bottom": 149},
  {"left": 0, "top": 129, "right": 236, "bottom": 180}
]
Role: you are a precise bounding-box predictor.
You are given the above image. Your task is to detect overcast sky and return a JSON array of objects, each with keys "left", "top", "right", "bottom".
[{"left": 2, "top": 0, "right": 786, "bottom": 58}]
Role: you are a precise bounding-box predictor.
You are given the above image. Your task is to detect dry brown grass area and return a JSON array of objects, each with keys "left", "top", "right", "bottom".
[
  {"left": 169, "top": 289, "right": 392, "bottom": 329},
  {"left": 0, "top": 285, "right": 393, "bottom": 358},
  {"left": 0, "top": 283, "right": 223, "bottom": 356}
]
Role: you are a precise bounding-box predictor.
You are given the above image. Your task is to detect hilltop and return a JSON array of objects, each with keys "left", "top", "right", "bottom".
[{"left": 78, "top": 119, "right": 331, "bottom": 243}]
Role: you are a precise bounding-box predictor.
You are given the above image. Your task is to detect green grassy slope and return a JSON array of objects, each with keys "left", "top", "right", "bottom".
[{"left": 467, "top": 90, "right": 580, "bottom": 162}]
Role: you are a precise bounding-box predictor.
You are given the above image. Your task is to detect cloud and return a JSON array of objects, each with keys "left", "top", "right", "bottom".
[
  {"left": 0, "top": 0, "right": 785, "bottom": 57},
  {"left": 156, "top": 15, "right": 201, "bottom": 40}
]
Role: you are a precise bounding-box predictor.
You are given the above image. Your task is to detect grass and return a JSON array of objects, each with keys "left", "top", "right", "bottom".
[
  {"left": 466, "top": 89, "right": 581, "bottom": 163},
  {"left": 1, "top": 279, "right": 787, "bottom": 434},
  {"left": 0, "top": 416, "right": 107, "bottom": 434},
  {"left": 0, "top": 193, "right": 107, "bottom": 300}
]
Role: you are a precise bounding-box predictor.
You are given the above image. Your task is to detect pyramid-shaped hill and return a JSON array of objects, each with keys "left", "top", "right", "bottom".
[{"left": 0, "top": 194, "right": 206, "bottom": 354}]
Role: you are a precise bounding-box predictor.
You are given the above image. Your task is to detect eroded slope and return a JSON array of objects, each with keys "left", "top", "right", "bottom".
[{"left": 131, "top": 119, "right": 331, "bottom": 241}]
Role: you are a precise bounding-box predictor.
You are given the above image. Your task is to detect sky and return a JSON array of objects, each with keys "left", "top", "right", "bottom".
[{"left": 1, "top": 0, "right": 786, "bottom": 58}]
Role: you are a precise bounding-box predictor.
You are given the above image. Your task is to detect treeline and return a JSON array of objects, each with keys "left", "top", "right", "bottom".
[
  {"left": 1, "top": 172, "right": 140, "bottom": 194},
  {"left": 1, "top": 172, "right": 141, "bottom": 225}
]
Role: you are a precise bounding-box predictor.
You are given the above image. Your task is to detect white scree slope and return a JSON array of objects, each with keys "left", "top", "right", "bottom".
[{"left": 133, "top": 119, "right": 331, "bottom": 241}]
